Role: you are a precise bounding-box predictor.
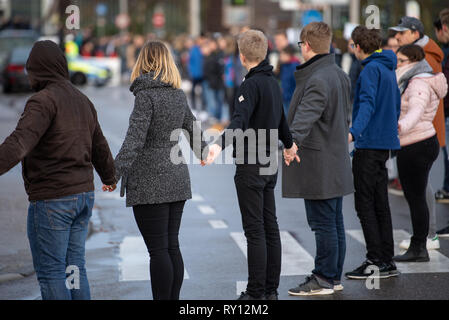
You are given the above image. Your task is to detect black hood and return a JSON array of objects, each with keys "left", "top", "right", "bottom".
[{"left": 26, "top": 40, "right": 69, "bottom": 91}]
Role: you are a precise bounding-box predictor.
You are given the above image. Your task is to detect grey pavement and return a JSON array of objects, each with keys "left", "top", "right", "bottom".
[{"left": 1, "top": 85, "right": 449, "bottom": 300}]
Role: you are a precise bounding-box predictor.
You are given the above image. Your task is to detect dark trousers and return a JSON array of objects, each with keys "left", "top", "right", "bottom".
[
  {"left": 191, "top": 78, "right": 204, "bottom": 111},
  {"left": 234, "top": 164, "right": 281, "bottom": 298},
  {"left": 304, "top": 197, "right": 346, "bottom": 284},
  {"left": 397, "top": 135, "right": 440, "bottom": 245},
  {"left": 133, "top": 201, "right": 186, "bottom": 300},
  {"left": 353, "top": 149, "right": 394, "bottom": 263}
]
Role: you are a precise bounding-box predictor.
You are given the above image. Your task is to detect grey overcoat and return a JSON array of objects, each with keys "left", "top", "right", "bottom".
[{"left": 282, "top": 54, "right": 354, "bottom": 200}]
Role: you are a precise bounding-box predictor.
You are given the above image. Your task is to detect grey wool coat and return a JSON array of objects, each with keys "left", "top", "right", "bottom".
[
  {"left": 282, "top": 54, "right": 354, "bottom": 200},
  {"left": 115, "top": 73, "right": 207, "bottom": 207}
]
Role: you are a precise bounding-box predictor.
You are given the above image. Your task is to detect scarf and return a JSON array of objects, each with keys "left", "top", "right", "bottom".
[{"left": 396, "top": 59, "right": 433, "bottom": 94}]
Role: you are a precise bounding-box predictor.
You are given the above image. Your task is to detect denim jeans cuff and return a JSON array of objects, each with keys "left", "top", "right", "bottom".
[{"left": 312, "top": 272, "right": 334, "bottom": 288}]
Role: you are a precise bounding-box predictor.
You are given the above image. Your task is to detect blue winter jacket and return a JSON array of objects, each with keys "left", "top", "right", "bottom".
[
  {"left": 350, "top": 49, "right": 401, "bottom": 150},
  {"left": 280, "top": 59, "right": 300, "bottom": 104},
  {"left": 188, "top": 45, "right": 203, "bottom": 80}
]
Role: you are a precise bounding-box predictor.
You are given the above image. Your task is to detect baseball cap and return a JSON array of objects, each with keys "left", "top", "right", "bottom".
[{"left": 390, "top": 16, "right": 424, "bottom": 35}]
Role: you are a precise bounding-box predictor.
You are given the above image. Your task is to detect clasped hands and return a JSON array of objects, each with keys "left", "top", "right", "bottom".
[
  {"left": 200, "top": 143, "right": 300, "bottom": 166},
  {"left": 283, "top": 142, "right": 300, "bottom": 166},
  {"left": 102, "top": 184, "right": 116, "bottom": 192}
]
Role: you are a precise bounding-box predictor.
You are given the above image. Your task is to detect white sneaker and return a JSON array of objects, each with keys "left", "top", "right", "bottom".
[
  {"left": 399, "top": 236, "right": 440, "bottom": 250},
  {"left": 333, "top": 284, "right": 344, "bottom": 291}
]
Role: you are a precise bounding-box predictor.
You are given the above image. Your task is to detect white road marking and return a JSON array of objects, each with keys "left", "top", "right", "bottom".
[
  {"left": 236, "top": 281, "right": 248, "bottom": 296},
  {"left": 230, "top": 231, "right": 315, "bottom": 276},
  {"left": 192, "top": 193, "right": 205, "bottom": 202},
  {"left": 346, "top": 229, "right": 449, "bottom": 274},
  {"left": 119, "top": 236, "right": 190, "bottom": 281},
  {"left": 198, "top": 205, "right": 216, "bottom": 215},
  {"left": 208, "top": 219, "right": 228, "bottom": 229}
]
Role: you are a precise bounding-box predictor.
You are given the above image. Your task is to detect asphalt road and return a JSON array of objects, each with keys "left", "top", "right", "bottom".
[{"left": 1, "top": 84, "right": 449, "bottom": 300}]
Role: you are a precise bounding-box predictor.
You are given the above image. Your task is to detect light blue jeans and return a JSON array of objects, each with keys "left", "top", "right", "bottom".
[{"left": 27, "top": 192, "right": 94, "bottom": 300}]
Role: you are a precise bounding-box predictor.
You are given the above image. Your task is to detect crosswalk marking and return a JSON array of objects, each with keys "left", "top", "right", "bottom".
[
  {"left": 198, "top": 205, "right": 216, "bottom": 215},
  {"left": 192, "top": 193, "right": 205, "bottom": 202},
  {"left": 208, "top": 219, "right": 228, "bottom": 229},
  {"left": 119, "top": 236, "right": 190, "bottom": 281},
  {"left": 230, "top": 231, "right": 315, "bottom": 276},
  {"left": 346, "top": 229, "right": 449, "bottom": 274},
  {"left": 236, "top": 281, "right": 248, "bottom": 296}
]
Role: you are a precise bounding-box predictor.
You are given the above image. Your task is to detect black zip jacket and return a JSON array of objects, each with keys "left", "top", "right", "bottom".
[{"left": 217, "top": 59, "right": 293, "bottom": 164}]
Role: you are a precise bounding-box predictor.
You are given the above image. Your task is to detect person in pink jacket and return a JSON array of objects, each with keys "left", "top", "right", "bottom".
[{"left": 393, "top": 44, "right": 448, "bottom": 263}]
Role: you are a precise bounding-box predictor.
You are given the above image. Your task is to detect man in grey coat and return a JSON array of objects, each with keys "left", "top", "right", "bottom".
[{"left": 282, "top": 22, "right": 353, "bottom": 296}]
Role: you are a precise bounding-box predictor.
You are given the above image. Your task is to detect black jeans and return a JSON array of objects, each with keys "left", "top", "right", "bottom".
[
  {"left": 353, "top": 149, "right": 394, "bottom": 263},
  {"left": 133, "top": 201, "right": 186, "bottom": 300},
  {"left": 234, "top": 164, "right": 281, "bottom": 298},
  {"left": 397, "top": 135, "right": 440, "bottom": 245}
]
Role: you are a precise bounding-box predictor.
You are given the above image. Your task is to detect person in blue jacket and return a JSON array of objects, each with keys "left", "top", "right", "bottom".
[
  {"left": 279, "top": 44, "right": 300, "bottom": 115},
  {"left": 188, "top": 36, "right": 205, "bottom": 112},
  {"left": 345, "top": 26, "right": 401, "bottom": 280}
]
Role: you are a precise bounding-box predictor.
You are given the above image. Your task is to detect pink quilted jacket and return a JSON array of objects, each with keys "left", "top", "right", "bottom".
[{"left": 398, "top": 72, "right": 448, "bottom": 146}]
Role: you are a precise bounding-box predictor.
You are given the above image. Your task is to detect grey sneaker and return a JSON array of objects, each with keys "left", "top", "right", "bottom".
[{"left": 288, "top": 275, "right": 334, "bottom": 296}]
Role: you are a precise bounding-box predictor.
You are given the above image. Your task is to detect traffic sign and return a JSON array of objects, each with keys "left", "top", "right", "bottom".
[{"left": 115, "top": 13, "right": 130, "bottom": 30}]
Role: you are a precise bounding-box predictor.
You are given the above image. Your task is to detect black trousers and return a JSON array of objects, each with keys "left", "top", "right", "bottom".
[
  {"left": 234, "top": 164, "right": 281, "bottom": 298},
  {"left": 191, "top": 78, "right": 204, "bottom": 111},
  {"left": 133, "top": 201, "right": 186, "bottom": 300},
  {"left": 397, "top": 135, "right": 440, "bottom": 245},
  {"left": 352, "top": 149, "right": 394, "bottom": 263}
]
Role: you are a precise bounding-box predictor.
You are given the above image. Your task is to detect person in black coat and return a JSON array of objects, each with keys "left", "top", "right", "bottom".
[
  {"left": 202, "top": 38, "right": 225, "bottom": 121},
  {"left": 204, "top": 30, "right": 298, "bottom": 300}
]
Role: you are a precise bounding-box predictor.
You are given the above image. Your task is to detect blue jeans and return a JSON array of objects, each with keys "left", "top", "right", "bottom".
[
  {"left": 27, "top": 192, "right": 94, "bottom": 300},
  {"left": 304, "top": 197, "right": 346, "bottom": 284},
  {"left": 203, "top": 80, "right": 224, "bottom": 121}
]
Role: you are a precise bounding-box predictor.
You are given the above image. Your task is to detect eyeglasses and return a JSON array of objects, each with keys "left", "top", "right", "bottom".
[
  {"left": 397, "top": 58, "right": 409, "bottom": 64},
  {"left": 297, "top": 41, "right": 305, "bottom": 48},
  {"left": 350, "top": 43, "right": 355, "bottom": 49}
]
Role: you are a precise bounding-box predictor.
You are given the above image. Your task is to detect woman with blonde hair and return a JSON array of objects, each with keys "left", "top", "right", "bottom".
[{"left": 112, "top": 40, "right": 207, "bottom": 300}]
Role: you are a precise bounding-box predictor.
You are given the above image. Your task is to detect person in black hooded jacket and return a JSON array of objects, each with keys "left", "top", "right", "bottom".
[{"left": 0, "top": 40, "right": 116, "bottom": 300}]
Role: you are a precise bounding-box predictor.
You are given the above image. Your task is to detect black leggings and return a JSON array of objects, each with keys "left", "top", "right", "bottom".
[
  {"left": 397, "top": 135, "right": 439, "bottom": 245},
  {"left": 133, "top": 201, "right": 186, "bottom": 300}
]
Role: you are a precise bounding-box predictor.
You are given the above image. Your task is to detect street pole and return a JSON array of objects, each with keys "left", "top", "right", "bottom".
[
  {"left": 350, "top": 0, "right": 360, "bottom": 24},
  {"left": 119, "top": 0, "right": 128, "bottom": 34},
  {"left": 190, "top": 0, "right": 200, "bottom": 37}
]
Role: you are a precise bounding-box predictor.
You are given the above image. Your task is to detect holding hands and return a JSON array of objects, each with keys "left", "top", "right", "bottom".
[
  {"left": 201, "top": 144, "right": 223, "bottom": 166},
  {"left": 283, "top": 142, "right": 300, "bottom": 166},
  {"left": 102, "top": 184, "right": 117, "bottom": 192},
  {"left": 201, "top": 143, "right": 300, "bottom": 167}
]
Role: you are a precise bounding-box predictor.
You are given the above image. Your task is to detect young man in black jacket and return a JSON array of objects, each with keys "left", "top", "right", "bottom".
[{"left": 204, "top": 30, "right": 299, "bottom": 300}]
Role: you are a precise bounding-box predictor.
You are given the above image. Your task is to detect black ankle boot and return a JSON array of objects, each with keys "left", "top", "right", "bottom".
[{"left": 393, "top": 241, "right": 429, "bottom": 262}]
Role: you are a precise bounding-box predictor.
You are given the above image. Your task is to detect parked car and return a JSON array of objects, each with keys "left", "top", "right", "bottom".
[
  {"left": 1, "top": 46, "right": 32, "bottom": 93},
  {"left": 0, "top": 29, "right": 39, "bottom": 67}
]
